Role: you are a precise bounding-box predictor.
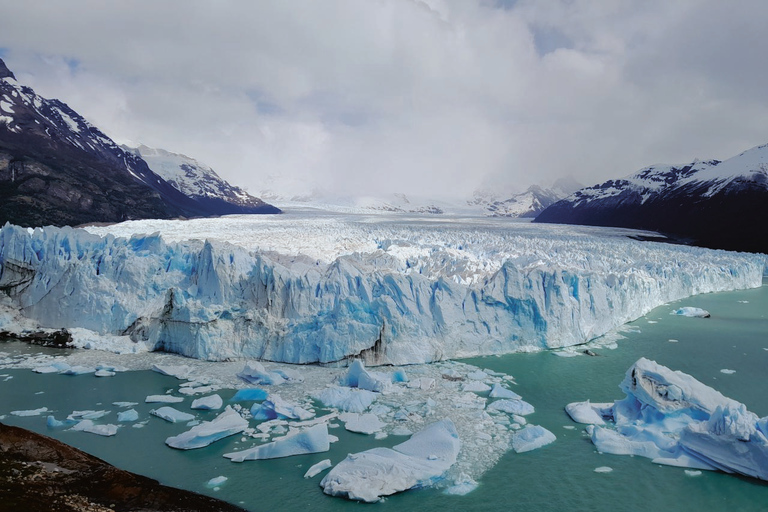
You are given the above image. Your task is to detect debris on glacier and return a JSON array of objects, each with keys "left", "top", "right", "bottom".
[
  {"left": 166, "top": 406, "right": 248, "bottom": 450},
  {"left": 304, "top": 459, "right": 332, "bottom": 478},
  {"left": 574, "top": 358, "right": 768, "bottom": 481},
  {"left": 224, "top": 423, "right": 331, "bottom": 462},
  {"left": 339, "top": 412, "right": 387, "bottom": 434},
  {"left": 150, "top": 406, "right": 195, "bottom": 423},
  {"left": 511, "top": 425, "right": 557, "bottom": 453},
  {"left": 320, "top": 419, "right": 461, "bottom": 502},
  {"left": 670, "top": 307, "right": 711, "bottom": 318},
  {"left": 192, "top": 394, "right": 223, "bottom": 410}
]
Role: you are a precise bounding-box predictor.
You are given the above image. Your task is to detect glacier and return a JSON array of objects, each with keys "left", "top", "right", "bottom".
[
  {"left": 0, "top": 212, "right": 763, "bottom": 364},
  {"left": 570, "top": 358, "right": 768, "bottom": 481}
]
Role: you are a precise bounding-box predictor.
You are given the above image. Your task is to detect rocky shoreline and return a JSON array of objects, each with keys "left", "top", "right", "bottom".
[{"left": 0, "top": 422, "right": 247, "bottom": 512}]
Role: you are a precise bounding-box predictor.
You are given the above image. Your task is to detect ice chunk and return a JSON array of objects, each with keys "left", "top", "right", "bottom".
[
  {"left": 166, "top": 406, "right": 248, "bottom": 450},
  {"left": 443, "top": 473, "right": 479, "bottom": 496},
  {"left": 113, "top": 401, "right": 138, "bottom": 408},
  {"left": 512, "top": 425, "right": 556, "bottom": 453},
  {"left": 489, "top": 383, "right": 521, "bottom": 400},
  {"left": 339, "top": 413, "right": 386, "bottom": 435},
  {"left": 462, "top": 381, "right": 491, "bottom": 393},
  {"left": 720, "top": 369, "right": 736, "bottom": 375},
  {"left": 60, "top": 366, "right": 95, "bottom": 375},
  {"left": 151, "top": 406, "right": 195, "bottom": 423},
  {"left": 304, "top": 459, "right": 332, "bottom": 478},
  {"left": 670, "top": 307, "right": 710, "bottom": 318},
  {"left": 94, "top": 369, "right": 116, "bottom": 377},
  {"left": 47, "top": 415, "right": 76, "bottom": 429},
  {"left": 237, "top": 361, "right": 285, "bottom": 385},
  {"left": 594, "top": 466, "right": 613, "bottom": 473},
  {"left": 10, "top": 407, "right": 48, "bottom": 416},
  {"left": 117, "top": 409, "right": 139, "bottom": 422},
  {"left": 145, "top": 395, "right": 184, "bottom": 404},
  {"left": 152, "top": 364, "right": 192, "bottom": 379},
  {"left": 71, "top": 420, "right": 118, "bottom": 437},
  {"left": 391, "top": 369, "right": 409, "bottom": 383},
  {"left": 342, "top": 360, "right": 391, "bottom": 393},
  {"left": 312, "top": 386, "right": 376, "bottom": 413},
  {"left": 565, "top": 401, "right": 608, "bottom": 425},
  {"left": 230, "top": 388, "right": 268, "bottom": 402},
  {"left": 206, "top": 476, "right": 228, "bottom": 488},
  {"left": 68, "top": 410, "right": 109, "bottom": 420},
  {"left": 250, "top": 395, "right": 314, "bottom": 421},
  {"left": 224, "top": 423, "right": 330, "bottom": 461},
  {"left": 320, "top": 419, "right": 460, "bottom": 502},
  {"left": 487, "top": 399, "right": 534, "bottom": 416},
  {"left": 191, "top": 394, "right": 223, "bottom": 410}
]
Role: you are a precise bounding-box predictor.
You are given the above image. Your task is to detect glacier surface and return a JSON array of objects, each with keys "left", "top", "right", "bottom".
[{"left": 0, "top": 213, "right": 763, "bottom": 364}]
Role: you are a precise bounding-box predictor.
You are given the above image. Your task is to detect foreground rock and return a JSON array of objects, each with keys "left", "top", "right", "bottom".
[{"left": 0, "top": 422, "right": 246, "bottom": 512}]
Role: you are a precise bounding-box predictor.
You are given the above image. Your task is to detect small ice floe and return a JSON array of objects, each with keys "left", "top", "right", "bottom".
[
  {"left": 443, "top": 473, "right": 479, "bottom": 496},
  {"left": 10, "top": 407, "right": 48, "bottom": 417},
  {"left": 304, "top": 459, "right": 332, "bottom": 478},
  {"left": 71, "top": 420, "right": 118, "bottom": 437},
  {"left": 68, "top": 410, "right": 110, "bottom": 420},
  {"left": 462, "top": 381, "right": 491, "bottom": 393},
  {"left": 224, "top": 423, "right": 330, "bottom": 461},
  {"left": 565, "top": 401, "right": 612, "bottom": 425},
  {"left": 33, "top": 361, "right": 71, "bottom": 374},
  {"left": 145, "top": 394, "right": 184, "bottom": 404},
  {"left": 179, "top": 385, "right": 217, "bottom": 396},
  {"left": 594, "top": 466, "right": 613, "bottom": 473},
  {"left": 668, "top": 339, "right": 679, "bottom": 343},
  {"left": 670, "top": 307, "right": 710, "bottom": 318},
  {"left": 117, "top": 409, "right": 139, "bottom": 422},
  {"left": 113, "top": 401, "right": 138, "bottom": 408},
  {"left": 94, "top": 369, "right": 115, "bottom": 377},
  {"left": 684, "top": 470, "right": 702, "bottom": 477},
  {"left": 487, "top": 399, "right": 535, "bottom": 416},
  {"left": 230, "top": 388, "right": 268, "bottom": 402},
  {"left": 192, "top": 394, "right": 223, "bottom": 410},
  {"left": 152, "top": 364, "right": 192, "bottom": 380},
  {"left": 166, "top": 406, "right": 248, "bottom": 450},
  {"left": 489, "top": 384, "right": 521, "bottom": 400},
  {"left": 150, "top": 406, "right": 195, "bottom": 423},
  {"left": 312, "top": 386, "right": 376, "bottom": 413},
  {"left": 339, "top": 412, "right": 386, "bottom": 435},
  {"left": 320, "top": 419, "right": 460, "bottom": 503},
  {"left": 250, "top": 395, "right": 314, "bottom": 421},
  {"left": 47, "top": 415, "right": 77, "bottom": 429},
  {"left": 206, "top": 476, "right": 228, "bottom": 488},
  {"left": 512, "top": 425, "right": 556, "bottom": 453},
  {"left": 60, "top": 366, "right": 96, "bottom": 376},
  {"left": 720, "top": 369, "right": 736, "bottom": 375}
]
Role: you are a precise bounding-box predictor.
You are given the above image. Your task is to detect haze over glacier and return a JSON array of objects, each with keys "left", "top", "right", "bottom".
[{"left": 0, "top": 210, "right": 762, "bottom": 364}]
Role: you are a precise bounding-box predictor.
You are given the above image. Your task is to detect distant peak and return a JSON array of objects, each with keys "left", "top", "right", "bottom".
[{"left": 0, "top": 58, "right": 16, "bottom": 80}]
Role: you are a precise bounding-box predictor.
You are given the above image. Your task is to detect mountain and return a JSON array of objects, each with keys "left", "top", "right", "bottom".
[
  {"left": 123, "top": 144, "right": 276, "bottom": 214},
  {"left": 535, "top": 144, "right": 768, "bottom": 253},
  {"left": 0, "top": 58, "right": 278, "bottom": 228},
  {"left": 469, "top": 178, "right": 582, "bottom": 218}
]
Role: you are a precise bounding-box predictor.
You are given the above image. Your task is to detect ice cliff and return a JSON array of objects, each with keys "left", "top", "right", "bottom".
[{"left": 0, "top": 220, "right": 763, "bottom": 364}]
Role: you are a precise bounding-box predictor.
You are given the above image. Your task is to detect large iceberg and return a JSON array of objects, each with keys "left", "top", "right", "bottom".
[
  {"left": 320, "top": 419, "right": 461, "bottom": 502},
  {"left": 0, "top": 219, "right": 762, "bottom": 365},
  {"left": 571, "top": 358, "right": 768, "bottom": 480},
  {"left": 224, "top": 423, "right": 330, "bottom": 462},
  {"left": 166, "top": 406, "right": 248, "bottom": 450}
]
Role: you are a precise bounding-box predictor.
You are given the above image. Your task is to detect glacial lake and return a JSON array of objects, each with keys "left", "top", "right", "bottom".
[{"left": 1, "top": 278, "right": 767, "bottom": 511}]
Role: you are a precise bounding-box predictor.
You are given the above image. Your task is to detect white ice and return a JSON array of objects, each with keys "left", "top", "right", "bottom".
[
  {"left": 166, "top": 406, "right": 248, "bottom": 450},
  {"left": 339, "top": 412, "right": 386, "bottom": 434},
  {"left": 489, "top": 383, "right": 521, "bottom": 399},
  {"left": 145, "top": 395, "right": 184, "bottom": 404},
  {"left": 117, "top": 409, "right": 139, "bottom": 422},
  {"left": 70, "top": 420, "right": 118, "bottom": 437},
  {"left": 191, "top": 394, "right": 223, "bottom": 410},
  {"left": 250, "top": 395, "right": 314, "bottom": 421},
  {"left": 565, "top": 400, "right": 609, "bottom": 425},
  {"left": 320, "top": 419, "right": 460, "bottom": 502},
  {"left": 312, "top": 386, "right": 376, "bottom": 413},
  {"left": 224, "top": 423, "right": 330, "bottom": 462},
  {"left": 487, "top": 399, "right": 535, "bottom": 416},
  {"left": 670, "top": 307, "right": 711, "bottom": 318},
  {"left": 150, "top": 406, "right": 195, "bottom": 423},
  {"left": 304, "top": 459, "right": 332, "bottom": 478},
  {"left": 511, "top": 425, "right": 556, "bottom": 453},
  {"left": 10, "top": 407, "right": 48, "bottom": 416}
]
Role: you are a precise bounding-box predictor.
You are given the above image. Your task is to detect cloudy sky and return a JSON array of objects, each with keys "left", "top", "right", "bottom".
[{"left": 1, "top": 0, "right": 767, "bottom": 200}]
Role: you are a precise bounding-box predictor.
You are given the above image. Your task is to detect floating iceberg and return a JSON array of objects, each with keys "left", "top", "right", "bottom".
[
  {"left": 145, "top": 395, "right": 184, "bottom": 404},
  {"left": 150, "top": 406, "right": 195, "bottom": 423},
  {"left": 312, "top": 386, "right": 377, "bottom": 413},
  {"left": 487, "top": 399, "right": 535, "bottom": 416},
  {"left": 320, "top": 419, "right": 460, "bottom": 502},
  {"left": 224, "top": 423, "right": 330, "bottom": 462},
  {"left": 565, "top": 400, "right": 609, "bottom": 425},
  {"left": 577, "top": 358, "right": 768, "bottom": 481},
  {"left": 304, "top": 459, "right": 332, "bottom": 478},
  {"left": 117, "top": 409, "right": 139, "bottom": 422},
  {"left": 71, "top": 420, "right": 118, "bottom": 437},
  {"left": 10, "top": 407, "right": 48, "bottom": 417},
  {"left": 512, "top": 425, "right": 556, "bottom": 453},
  {"left": 489, "top": 383, "right": 521, "bottom": 400},
  {"left": 670, "top": 307, "right": 711, "bottom": 318},
  {"left": 250, "top": 395, "right": 314, "bottom": 421},
  {"left": 206, "top": 476, "right": 228, "bottom": 488},
  {"left": 230, "top": 388, "right": 268, "bottom": 402},
  {"left": 192, "top": 394, "right": 223, "bottom": 410},
  {"left": 166, "top": 406, "right": 248, "bottom": 450},
  {"left": 339, "top": 412, "right": 386, "bottom": 435},
  {"left": 0, "top": 221, "right": 761, "bottom": 365}
]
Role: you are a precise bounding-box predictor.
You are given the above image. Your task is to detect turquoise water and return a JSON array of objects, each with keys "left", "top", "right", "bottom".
[{"left": 1, "top": 280, "right": 767, "bottom": 511}]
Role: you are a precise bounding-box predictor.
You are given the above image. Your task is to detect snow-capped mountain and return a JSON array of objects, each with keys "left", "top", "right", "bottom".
[
  {"left": 0, "top": 58, "right": 278, "bottom": 227},
  {"left": 470, "top": 178, "right": 582, "bottom": 218},
  {"left": 123, "top": 144, "right": 275, "bottom": 214},
  {"left": 535, "top": 144, "right": 768, "bottom": 254}
]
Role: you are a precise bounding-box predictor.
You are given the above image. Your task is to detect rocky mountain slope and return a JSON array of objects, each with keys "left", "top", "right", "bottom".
[
  {"left": 535, "top": 144, "right": 768, "bottom": 253},
  {"left": 0, "top": 58, "right": 278, "bottom": 228}
]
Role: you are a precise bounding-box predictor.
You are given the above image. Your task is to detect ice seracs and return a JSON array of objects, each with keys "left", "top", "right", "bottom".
[
  {"left": 571, "top": 358, "right": 768, "bottom": 481},
  {"left": 320, "top": 419, "right": 461, "bottom": 502}
]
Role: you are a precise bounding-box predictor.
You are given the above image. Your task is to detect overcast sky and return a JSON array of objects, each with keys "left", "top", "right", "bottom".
[{"left": 1, "top": 0, "right": 767, "bottom": 200}]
